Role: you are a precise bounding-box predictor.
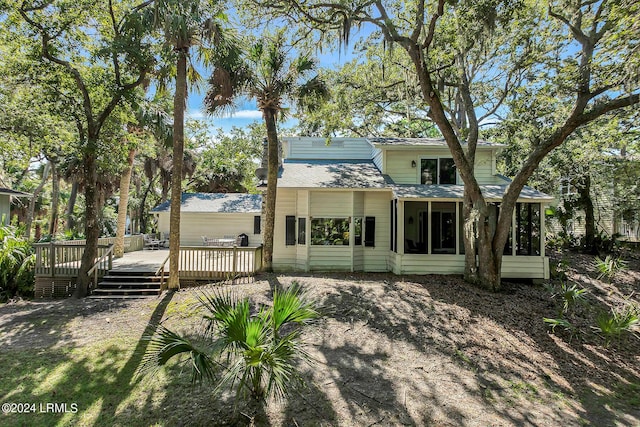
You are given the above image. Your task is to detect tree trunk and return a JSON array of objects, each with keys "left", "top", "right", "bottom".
[
  {"left": 114, "top": 148, "right": 136, "bottom": 258},
  {"left": 25, "top": 162, "right": 50, "bottom": 240},
  {"left": 65, "top": 181, "right": 78, "bottom": 232},
  {"left": 166, "top": 49, "right": 187, "bottom": 291},
  {"left": 48, "top": 161, "right": 60, "bottom": 236},
  {"left": 75, "top": 147, "right": 100, "bottom": 298},
  {"left": 261, "top": 109, "right": 279, "bottom": 272},
  {"left": 578, "top": 174, "right": 596, "bottom": 253}
]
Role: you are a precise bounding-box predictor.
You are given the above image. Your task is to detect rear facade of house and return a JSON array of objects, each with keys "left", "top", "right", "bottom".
[{"left": 272, "top": 137, "right": 552, "bottom": 279}]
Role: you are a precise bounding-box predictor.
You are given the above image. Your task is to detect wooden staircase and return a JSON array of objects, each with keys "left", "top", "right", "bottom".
[{"left": 90, "top": 270, "right": 164, "bottom": 299}]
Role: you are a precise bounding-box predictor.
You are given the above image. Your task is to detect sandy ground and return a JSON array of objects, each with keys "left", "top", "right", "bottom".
[{"left": 0, "top": 250, "right": 638, "bottom": 426}]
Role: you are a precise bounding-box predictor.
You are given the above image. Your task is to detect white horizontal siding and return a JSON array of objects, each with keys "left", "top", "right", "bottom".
[
  {"left": 157, "top": 212, "right": 261, "bottom": 246},
  {"left": 384, "top": 149, "right": 497, "bottom": 185},
  {"left": 284, "top": 137, "right": 372, "bottom": 160},
  {"left": 395, "top": 254, "right": 549, "bottom": 279},
  {"left": 309, "top": 246, "right": 352, "bottom": 271},
  {"left": 363, "top": 191, "right": 391, "bottom": 272},
  {"left": 273, "top": 189, "right": 297, "bottom": 271},
  {"left": 310, "top": 191, "right": 351, "bottom": 217}
]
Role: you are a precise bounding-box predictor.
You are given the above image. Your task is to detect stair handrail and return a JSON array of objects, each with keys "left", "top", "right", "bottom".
[
  {"left": 156, "top": 252, "right": 171, "bottom": 290},
  {"left": 88, "top": 244, "right": 114, "bottom": 292}
]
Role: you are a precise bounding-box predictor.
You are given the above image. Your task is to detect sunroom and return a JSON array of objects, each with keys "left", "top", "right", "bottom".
[{"left": 388, "top": 184, "right": 554, "bottom": 279}]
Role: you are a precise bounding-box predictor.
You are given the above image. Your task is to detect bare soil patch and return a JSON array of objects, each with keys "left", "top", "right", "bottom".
[{"left": 0, "top": 250, "right": 638, "bottom": 426}]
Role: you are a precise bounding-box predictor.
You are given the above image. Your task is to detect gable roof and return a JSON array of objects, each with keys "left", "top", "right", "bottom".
[
  {"left": 367, "top": 137, "right": 505, "bottom": 148},
  {"left": 0, "top": 188, "right": 31, "bottom": 197},
  {"left": 278, "top": 160, "right": 387, "bottom": 189},
  {"left": 151, "top": 193, "right": 262, "bottom": 213}
]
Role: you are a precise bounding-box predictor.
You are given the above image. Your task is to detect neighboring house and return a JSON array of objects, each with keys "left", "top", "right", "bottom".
[
  {"left": 152, "top": 192, "right": 262, "bottom": 246},
  {"left": 272, "top": 137, "right": 554, "bottom": 279},
  {"left": 0, "top": 187, "right": 31, "bottom": 225}
]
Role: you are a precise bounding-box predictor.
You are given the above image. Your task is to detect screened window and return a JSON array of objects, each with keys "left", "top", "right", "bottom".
[
  {"left": 298, "top": 218, "right": 306, "bottom": 245},
  {"left": 311, "top": 218, "right": 350, "bottom": 245},
  {"left": 431, "top": 202, "right": 456, "bottom": 254},
  {"left": 364, "top": 217, "right": 376, "bottom": 247},
  {"left": 254, "top": 216, "right": 261, "bottom": 234},
  {"left": 354, "top": 217, "right": 362, "bottom": 245},
  {"left": 516, "top": 203, "right": 541, "bottom": 255},
  {"left": 421, "top": 158, "right": 456, "bottom": 184}
]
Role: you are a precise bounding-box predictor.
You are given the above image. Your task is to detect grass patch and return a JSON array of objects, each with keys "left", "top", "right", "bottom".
[{"left": 0, "top": 338, "right": 223, "bottom": 426}]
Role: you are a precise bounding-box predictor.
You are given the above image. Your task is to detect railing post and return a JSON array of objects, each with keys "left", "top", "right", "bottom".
[
  {"left": 50, "top": 241, "right": 55, "bottom": 278},
  {"left": 232, "top": 246, "right": 237, "bottom": 284}
]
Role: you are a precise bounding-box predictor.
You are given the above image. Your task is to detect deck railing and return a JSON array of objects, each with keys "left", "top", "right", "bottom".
[
  {"left": 34, "top": 242, "right": 113, "bottom": 277},
  {"left": 87, "top": 245, "right": 115, "bottom": 290},
  {"left": 51, "top": 235, "right": 144, "bottom": 252},
  {"left": 175, "top": 245, "right": 263, "bottom": 283}
]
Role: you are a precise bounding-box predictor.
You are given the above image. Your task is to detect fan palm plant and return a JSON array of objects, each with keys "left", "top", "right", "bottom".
[
  {"left": 205, "top": 31, "right": 329, "bottom": 272},
  {"left": 137, "top": 282, "right": 319, "bottom": 403}
]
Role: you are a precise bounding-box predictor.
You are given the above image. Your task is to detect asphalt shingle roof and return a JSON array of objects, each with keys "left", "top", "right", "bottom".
[
  {"left": 277, "top": 160, "right": 388, "bottom": 189},
  {"left": 391, "top": 184, "right": 554, "bottom": 201},
  {"left": 151, "top": 193, "right": 262, "bottom": 213},
  {"left": 367, "top": 137, "right": 504, "bottom": 148},
  {"left": 0, "top": 187, "right": 31, "bottom": 197}
]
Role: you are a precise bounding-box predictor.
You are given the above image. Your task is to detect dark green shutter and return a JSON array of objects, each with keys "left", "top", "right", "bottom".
[{"left": 254, "top": 216, "right": 261, "bottom": 234}]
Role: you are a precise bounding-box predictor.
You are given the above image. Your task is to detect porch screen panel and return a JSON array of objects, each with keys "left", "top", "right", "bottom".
[
  {"left": 365, "top": 217, "right": 375, "bottom": 247},
  {"left": 431, "top": 202, "right": 456, "bottom": 254},
  {"left": 285, "top": 216, "right": 296, "bottom": 246}
]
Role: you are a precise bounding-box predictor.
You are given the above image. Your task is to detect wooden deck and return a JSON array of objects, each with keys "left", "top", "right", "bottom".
[{"left": 34, "top": 243, "right": 263, "bottom": 297}]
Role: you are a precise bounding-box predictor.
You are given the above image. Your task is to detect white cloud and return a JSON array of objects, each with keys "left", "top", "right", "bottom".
[
  {"left": 186, "top": 109, "right": 263, "bottom": 120},
  {"left": 230, "top": 110, "right": 263, "bottom": 119}
]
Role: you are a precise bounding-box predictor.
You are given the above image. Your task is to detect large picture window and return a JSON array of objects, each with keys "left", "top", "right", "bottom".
[
  {"left": 311, "top": 218, "right": 350, "bottom": 245},
  {"left": 421, "top": 158, "right": 456, "bottom": 185}
]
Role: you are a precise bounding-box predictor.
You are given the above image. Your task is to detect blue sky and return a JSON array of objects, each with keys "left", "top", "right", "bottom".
[{"left": 184, "top": 34, "right": 370, "bottom": 136}]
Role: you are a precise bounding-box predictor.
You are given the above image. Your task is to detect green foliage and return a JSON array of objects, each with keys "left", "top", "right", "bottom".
[
  {"left": 0, "top": 225, "right": 35, "bottom": 301},
  {"left": 543, "top": 317, "right": 576, "bottom": 336},
  {"left": 137, "top": 282, "right": 320, "bottom": 403},
  {"left": 549, "top": 257, "right": 569, "bottom": 280},
  {"left": 547, "top": 281, "right": 588, "bottom": 315},
  {"left": 595, "top": 303, "right": 639, "bottom": 345},
  {"left": 594, "top": 255, "right": 628, "bottom": 281}
]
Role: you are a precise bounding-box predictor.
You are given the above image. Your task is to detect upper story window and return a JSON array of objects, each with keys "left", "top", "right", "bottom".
[{"left": 421, "top": 158, "right": 456, "bottom": 184}]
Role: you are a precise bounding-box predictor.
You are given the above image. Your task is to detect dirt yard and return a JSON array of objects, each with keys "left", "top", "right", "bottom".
[{"left": 1, "top": 250, "right": 638, "bottom": 426}]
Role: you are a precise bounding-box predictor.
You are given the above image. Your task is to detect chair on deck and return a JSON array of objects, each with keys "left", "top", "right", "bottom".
[{"left": 144, "top": 234, "right": 161, "bottom": 250}]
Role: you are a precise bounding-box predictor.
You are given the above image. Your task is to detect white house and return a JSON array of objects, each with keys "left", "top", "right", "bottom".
[
  {"left": 271, "top": 137, "right": 553, "bottom": 279},
  {"left": 152, "top": 192, "right": 262, "bottom": 246},
  {"left": 0, "top": 187, "right": 31, "bottom": 225}
]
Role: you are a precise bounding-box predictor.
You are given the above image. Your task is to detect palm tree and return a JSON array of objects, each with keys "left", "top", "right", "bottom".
[
  {"left": 137, "top": 282, "right": 319, "bottom": 404},
  {"left": 144, "top": 0, "right": 238, "bottom": 290},
  {"left": 205, "top": 32, "right": 328, "bottom": 271}
]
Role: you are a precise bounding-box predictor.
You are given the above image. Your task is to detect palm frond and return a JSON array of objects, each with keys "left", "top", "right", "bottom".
[
  {"left": 271, "top": 282, "right": 320, "bottom": 333},
  {"left": 136, "top": 325, "right": 215, "bottom": 384}
]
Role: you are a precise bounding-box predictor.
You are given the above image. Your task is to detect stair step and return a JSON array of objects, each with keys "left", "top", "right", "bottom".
[
  {"left": 93, "top": 290, "right": 159, "bottom": 295},
  {"left": 96, "top": 284, "right": 161, "bottom": 291},
  {"left": 88, "top": 294, "right": 156, "bottom": 299},
  {"left": 102, "top": 275, "right": 164, "bottom": 280}
]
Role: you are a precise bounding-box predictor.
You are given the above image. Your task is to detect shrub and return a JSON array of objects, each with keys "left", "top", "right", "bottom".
[
  {"left": 0, "top": 225, "right": 35, "bottom": 301},
  {"left": 137, "top": 282, "right": 320, "bottom": 405},
  {"left": 595, "top": 303, "right": 639, "bottom": 345},
  {"left": 547, "top": 281, "right": 588, "bottom": 315},
  {"left": 594, "top": 255, "right": 628, "bottom": 281}
]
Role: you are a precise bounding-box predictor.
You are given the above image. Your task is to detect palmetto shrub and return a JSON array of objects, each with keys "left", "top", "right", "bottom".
[
  {"left": 137, "top": 282, "right": 320, "bottom": 404},
  {"left": 0, "top": 225, "right": 35, "bottom": 301},
  {"left": 594, "top": 255, "right": 628, "bottom": 281},
  {"left": 595, "top": 302, "right": 639, "bottom": 345}
]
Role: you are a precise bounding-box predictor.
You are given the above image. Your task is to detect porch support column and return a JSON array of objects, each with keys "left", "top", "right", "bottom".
[
  {"left": 541, "top": 204, "right": 546, "bottom": 257},
  {"left": 511, "top": 206, "right": 517, "bottom": 256},
  {"left": 398, "top": 199, "right": 405, "bottom": 255}
]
